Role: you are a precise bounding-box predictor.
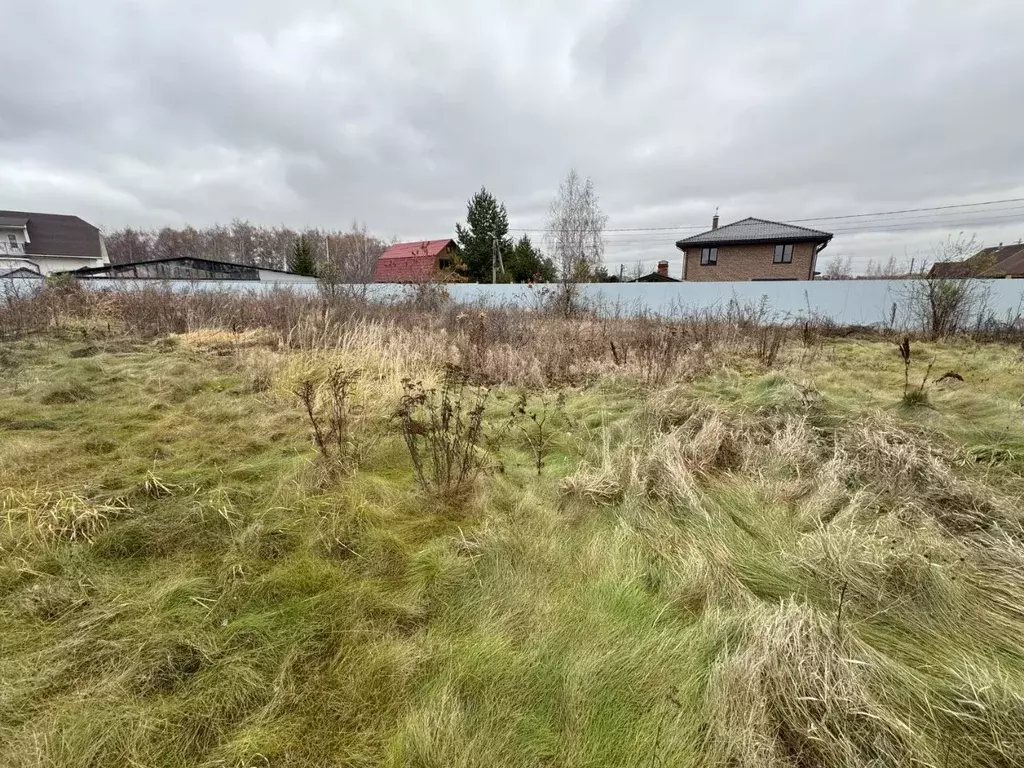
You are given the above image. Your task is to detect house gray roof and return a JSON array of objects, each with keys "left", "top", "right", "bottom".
[
  {"left": 675, "top": 217, "right": 833, "bottom": 248},
  {"left": 0, "top": 216, "right": 29, "bottom": 228},
  {"left": 0, "top": 210, "right": 102, "bottom": 260}
]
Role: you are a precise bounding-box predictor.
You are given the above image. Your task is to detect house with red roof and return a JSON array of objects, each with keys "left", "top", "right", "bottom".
[{"left": 371, "top": 239, "right": 460, "bottom": 283}]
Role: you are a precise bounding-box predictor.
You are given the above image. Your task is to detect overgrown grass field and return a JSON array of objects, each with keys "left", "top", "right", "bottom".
[{"left": 2, "top": 290, "right": 1024, "bottom": 767}]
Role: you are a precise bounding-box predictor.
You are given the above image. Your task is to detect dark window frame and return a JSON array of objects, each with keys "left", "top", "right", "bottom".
[
  {"left": 700, "top": 247, "right": 718, "bottom": 266},
  {"left": 439, "top": 245, "right": 453, "bottom": 271},
  {"left": 773, "top": 243, "right": 794, "bottom": 264}
]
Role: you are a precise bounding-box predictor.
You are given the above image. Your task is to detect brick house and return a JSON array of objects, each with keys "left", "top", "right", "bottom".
[
  {"left": 371, "top": 239, "right": 460, "bottom": 283},
  {"left": 675, "top": 215, "right": 833, "bottom": 282},
  {"left": 929, "top": 243, "right": 1024, "bottom": 279}
]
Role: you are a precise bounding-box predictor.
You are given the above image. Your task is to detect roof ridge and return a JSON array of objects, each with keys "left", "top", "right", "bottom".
[
  {"left": 379, "top": 238, "right": 455, "bottom": 260},
  {"left": 743, "top": 216, "right": 833, "bottom": 236},
  {"left": 675, "top": 216, "right": 833, "bottom": 246},
  {"left": 0, "top": 209, "right": 92, "bottom": 221}
]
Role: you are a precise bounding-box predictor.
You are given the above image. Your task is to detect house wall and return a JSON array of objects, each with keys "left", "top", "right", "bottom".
[
  {"left": 0, "top": 227, "right": 29, "bottom": 257},
  {"left": 257, "top": 268, "right": 316, "bottom": 283},
  {"left": 373, "top": 255, "right": 440, "bottom": 283},
  {"left": 32, "top": 255, "right": 107, "bottom": 275},
  {"left": 682, "top": 242, "right": 818, "bottom": 282},
  {"left": 0, "top": 257, "right": 39, "bottom": 273}
]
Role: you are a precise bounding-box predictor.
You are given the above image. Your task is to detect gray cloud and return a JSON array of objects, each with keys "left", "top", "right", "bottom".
[{"left": 3, "top": 0, "right": 1024, "bottom": 273}]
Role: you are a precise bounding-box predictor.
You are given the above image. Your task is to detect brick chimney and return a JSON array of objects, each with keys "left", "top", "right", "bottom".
[
  {"left": 657, "top": 260, "right": 669, "bottom": 278},
  {"left": 712, "top": 212, "right": 719, "bottom": 230}
]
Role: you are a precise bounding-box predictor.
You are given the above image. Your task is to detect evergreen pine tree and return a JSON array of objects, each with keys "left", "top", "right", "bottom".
[
  {"left": 505, "top": 235, "right": 556, "bottom": 282},
  {"left": 455, "top": 187, "right": 512, "bottom": 282},
  {"left": 289, "top": 235, "right": 317, "bottom": 277}
]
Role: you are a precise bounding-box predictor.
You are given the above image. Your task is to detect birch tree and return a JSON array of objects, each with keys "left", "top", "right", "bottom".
[{"left": 546, "top": 169, "right": 608, "bottom": 282}]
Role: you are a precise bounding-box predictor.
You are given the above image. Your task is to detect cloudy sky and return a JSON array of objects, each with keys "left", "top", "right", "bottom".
[{"left": 4, "top": 0, "right": 1024, "bottom": 274}]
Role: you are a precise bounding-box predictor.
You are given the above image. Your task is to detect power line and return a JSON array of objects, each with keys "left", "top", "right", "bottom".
[
  {"left": 509, "top": 196, "right": 1024, "bottom": 234},
  {"left": 584, "top": 210, "right": 1024, "bottom": 246},
  {"left": 596, "top": 204, "right": 1024, "bottom": 236},
  {"left": 825, "top": 211, "right": 1024, "bottom": 234},
  {"left": 788, "top": 197, "right": 1024, "bottom": 223},
  {"left": 510, "top": 223, "right": 705, "bottom": 233}
]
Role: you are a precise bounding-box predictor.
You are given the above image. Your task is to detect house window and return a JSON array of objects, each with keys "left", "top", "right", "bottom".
[
  {"left": 7, "top": 234, "right": 19, "bottom": 252},
  {"left": 773, "top": 244, "right": 793, "bottom": 264},
  {"left": 700, "top": 247, "right": 718, "bottom": 266}
]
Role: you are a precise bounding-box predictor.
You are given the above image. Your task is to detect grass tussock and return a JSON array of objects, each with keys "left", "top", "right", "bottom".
[
  {"left": 1, "top": 488, "right": 131, "bottom": 548},
  {"left": 705, "top": 600, "right": 920, "bottom": 768}
]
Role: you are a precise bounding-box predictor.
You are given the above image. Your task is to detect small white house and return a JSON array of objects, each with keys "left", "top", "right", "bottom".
[
  {"left": 0, "top": 210, "right": 109, "bottom": 275},
  {"left": 0, "top": 257, "right": 44, "bottom": 278}
]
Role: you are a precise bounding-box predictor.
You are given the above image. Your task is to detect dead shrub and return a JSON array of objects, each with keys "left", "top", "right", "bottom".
[
  {"left": 297, "top": 366, "right": 362, "bottom": 469},
  {"left": 896, "top": 336, "right": 935, "bottom": 407},
  {"left": 754, "top": 324, "right": 787, "bottom": 368},
  {"left": 609, "top": 316, "right": 690, "bottom": 385},
  {"left": 510, "top": 391, "right": 568, "bottom": 475},
  {"left": 397, "top": 364, "right": 489, "bottom": 498}
]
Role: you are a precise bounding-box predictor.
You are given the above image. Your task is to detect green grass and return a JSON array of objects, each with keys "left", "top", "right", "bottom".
[{"left": 2, "top": 333, "right": 1024, "bottom": 766}]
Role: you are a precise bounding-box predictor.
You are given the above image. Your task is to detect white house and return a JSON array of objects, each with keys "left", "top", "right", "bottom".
[{"left": 0, "top": 210, "right": 109, "bottom": 275}]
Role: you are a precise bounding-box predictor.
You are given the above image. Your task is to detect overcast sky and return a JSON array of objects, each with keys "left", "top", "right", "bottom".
[{"left": 3, "top": 0, "right": 1024, "bottom": 274}]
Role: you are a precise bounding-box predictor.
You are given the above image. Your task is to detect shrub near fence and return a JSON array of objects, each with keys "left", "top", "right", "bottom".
[
  {"left": 1, "top": 280, "right": 1022, "bottom": 368},
  {"left": 6, "top": 276, "right": 1024, "bottom": 330}
]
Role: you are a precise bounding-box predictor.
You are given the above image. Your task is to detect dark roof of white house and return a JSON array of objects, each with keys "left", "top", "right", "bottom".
[
  {"left": 675, "top": 217, "right": 833, "bottom": 248},
  {"left": 0, "top": 210, "right": 102, "bottom": 259}
]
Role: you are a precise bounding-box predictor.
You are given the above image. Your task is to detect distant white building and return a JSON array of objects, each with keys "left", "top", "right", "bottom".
[
  {"left": 0, "top": 257, "right": 44, "bottom": 278},
  {"left": 0, "top": 210, "right": 109, "bottom": 275}
]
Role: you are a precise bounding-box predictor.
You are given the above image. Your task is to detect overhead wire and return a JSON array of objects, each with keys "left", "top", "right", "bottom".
[{"left": 509, "top": 196, "right": 1024, "bottom": 234}]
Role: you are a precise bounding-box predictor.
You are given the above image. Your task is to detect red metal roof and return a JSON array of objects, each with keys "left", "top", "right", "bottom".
[
  {"left": 378, "top": 239, "right": 455, "bottom": 261},
  {"left": 372, "top": 239, "right": 456, "bottom": 283}
]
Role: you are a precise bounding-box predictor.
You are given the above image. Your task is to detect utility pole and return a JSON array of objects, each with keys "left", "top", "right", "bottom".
[{"left": 491, "top": 234, "right": 504, "bottom": 284}]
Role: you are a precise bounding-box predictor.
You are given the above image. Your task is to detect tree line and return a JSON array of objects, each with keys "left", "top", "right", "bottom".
[
  {"left": 103, "top": 168, "right": 614, "bottom": 284},
  {"left": 103, "top": 221, "right": 390, "bottom": 283}
]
